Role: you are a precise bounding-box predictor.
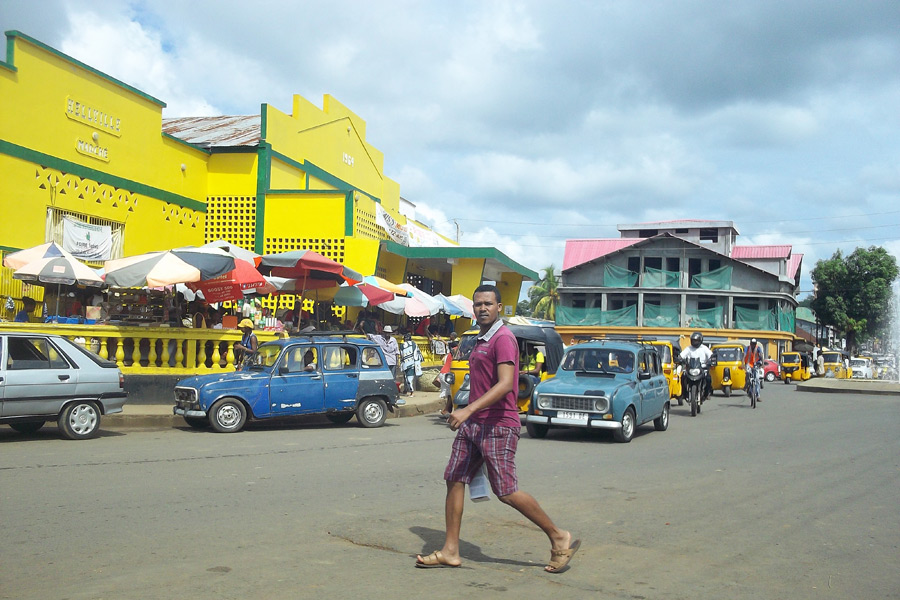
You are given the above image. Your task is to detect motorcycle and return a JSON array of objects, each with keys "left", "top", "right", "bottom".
[{"left": 680, "top": 356, "right": 713, "bottom": 417}]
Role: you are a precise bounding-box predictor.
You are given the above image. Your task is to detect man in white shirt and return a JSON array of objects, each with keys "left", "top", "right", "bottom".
[{"left": 679, "top": 332, "right": 713, "bottom": 401}]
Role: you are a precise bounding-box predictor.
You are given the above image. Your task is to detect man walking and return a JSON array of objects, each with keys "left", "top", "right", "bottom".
[
  {"left": 415, "top": 284, "right": 579, "bottom": 573},
  {"left": 369, "top": 326, "right": 404, "bottom": 405}
]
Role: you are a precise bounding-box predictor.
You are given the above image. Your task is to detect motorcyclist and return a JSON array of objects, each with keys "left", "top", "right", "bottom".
[
  {"left": 743, "top": 338, "right": 765, "bottom": 394},
  {"left": 679, "top": 332, "right": 713, "bottom": 401}
]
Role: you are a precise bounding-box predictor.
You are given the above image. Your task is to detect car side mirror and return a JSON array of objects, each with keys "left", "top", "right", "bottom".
[
  {"left": 709, "top": 356, "right": 718, "bottom": 366},
  {"left": 279, "top": 365, "right": 290, "bottom": 375},
  {"left": 638, "top": 370, "right": 652, "bottom": 380}
]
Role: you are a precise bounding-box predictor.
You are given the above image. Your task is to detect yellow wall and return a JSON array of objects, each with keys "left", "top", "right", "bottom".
[
  {"left": 0, "top": 32, "right": 207, "bottom": 255},
  {"left": 451, "top": 259, "right": 486, "bottom": 297},
  {"left": 263, "top": 194, "right": 347, "bottom": 239},
  {"left": 207, "top": 152, "right": 258, "bottom": 196}
]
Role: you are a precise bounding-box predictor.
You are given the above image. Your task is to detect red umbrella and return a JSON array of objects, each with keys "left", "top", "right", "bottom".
[
  {"left": 186, "top": 259, "right": 268, "bottom": 303},
  {"left": 258, "top": 250, "right": 362, "bottom": 287}
]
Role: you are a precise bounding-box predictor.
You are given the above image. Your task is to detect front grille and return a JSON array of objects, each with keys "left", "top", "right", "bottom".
[{"left": 540, "top": 394, "right": 608, "bottom": 413}]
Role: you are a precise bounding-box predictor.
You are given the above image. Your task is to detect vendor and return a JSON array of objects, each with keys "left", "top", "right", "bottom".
[
  {"left": 14, "top": 297, "right": 35, "bottom": 322},
  {"left": 234, "top": 319, "right": 258, "bottom": 366}
]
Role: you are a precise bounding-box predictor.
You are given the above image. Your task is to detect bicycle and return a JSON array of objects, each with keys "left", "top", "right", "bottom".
[{"left": 745, "top": 364, "right": 761, "bottom": 409}]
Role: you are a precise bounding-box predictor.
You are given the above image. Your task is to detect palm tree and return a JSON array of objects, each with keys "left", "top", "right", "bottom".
[{"left": 528, "top": 266, "right": 559, "bottom": 321}]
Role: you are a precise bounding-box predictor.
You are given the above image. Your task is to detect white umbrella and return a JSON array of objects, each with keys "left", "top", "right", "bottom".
[{"left": 379, "top": 284, "right": 443, "bottom": 317}]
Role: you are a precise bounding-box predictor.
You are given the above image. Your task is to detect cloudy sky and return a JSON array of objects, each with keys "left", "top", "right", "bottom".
[{"left": 3, "top": 0, "right": 899, "bottom": 298}]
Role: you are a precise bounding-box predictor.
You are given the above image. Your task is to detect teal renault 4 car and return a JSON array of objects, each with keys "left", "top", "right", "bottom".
[{"left": 524, "top": 340, "right": 670, "bottom": 443}]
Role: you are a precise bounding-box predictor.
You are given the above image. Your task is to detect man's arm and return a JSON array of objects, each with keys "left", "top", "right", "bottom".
[{"left": 447, "top": 361, "right": 516, "bottom": 431}]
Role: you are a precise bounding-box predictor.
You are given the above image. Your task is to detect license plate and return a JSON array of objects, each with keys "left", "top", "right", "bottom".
[{"left": 557, "top": 411, "right": 588, "bottom": 422}]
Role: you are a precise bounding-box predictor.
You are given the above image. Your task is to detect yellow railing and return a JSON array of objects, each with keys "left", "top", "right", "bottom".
[
  {"left": 0, "top": 322, "right": 448, "bottom": 373},
  {"left": 0, "top": 322, "right": 284, "bottom": 375}
]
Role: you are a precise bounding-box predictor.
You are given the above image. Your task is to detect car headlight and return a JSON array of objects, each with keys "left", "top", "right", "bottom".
[
  {"left": 689, "top": 368, "right": 701, "bottom": 376},
  {"left": 594, "top": 397, "right": 607, "bottom": 412},
  {"left": 538, "top": 395, "right": 550, "bottom": 409}
]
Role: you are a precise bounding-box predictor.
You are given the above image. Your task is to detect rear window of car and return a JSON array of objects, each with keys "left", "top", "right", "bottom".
[{"left": 7, "top": 337, "right": 71, "bottom": 370}]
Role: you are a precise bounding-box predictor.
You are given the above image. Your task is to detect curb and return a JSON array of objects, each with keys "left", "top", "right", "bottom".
[{"left": 795, "top": 381, "right": 900, "bottom": 396}]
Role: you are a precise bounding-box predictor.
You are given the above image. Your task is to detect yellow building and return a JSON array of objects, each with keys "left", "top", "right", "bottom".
[{"left": 1, "top": 30, "right": 535, "bottom": 322}]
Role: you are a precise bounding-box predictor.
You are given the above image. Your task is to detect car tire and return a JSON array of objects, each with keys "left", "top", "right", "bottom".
[
  {"left": 614, "top": 407, "right": 635, "bottom": 443},
  {"left": 58, "top": 401, "right": 101, "bottom": 440},
  {"left": 209, "top": 398, "right": 247, "bottom": 433},
  {"left": 766, "top": 371, "right": 776, "bottom": 382},
  {"left": 326, "top": 412, "right": 355, "bottom": 425},
  {"left": 525, "top": 421, "right": 549, "bottom": 439},
  {"left": 723, "top": 385, "right": 731, "bottom": 398},
  {"left": 356, "top": 397, "right": 387, "bottom": 428},
  {"left": 517, "top": 374, "right": 535, "bottom": 400},
  {"left": 653, "top": 403, "right": 669, "bottom": 431},
  {"left": 9, "top": 421, "right": 45, "bottom": 434},
  {"left": 183, "top": 416, "right": 209, "bottom": 429}
]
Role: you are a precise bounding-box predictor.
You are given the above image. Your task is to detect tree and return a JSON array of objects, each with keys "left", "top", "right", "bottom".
[
  {"left": 810, "top": 246, "right": 898, "bottom": 353},
  {"left": 528, "top": 266, "right": 560, "bottom": 321},
  {"left": 516, "top": 300, "right": 531, "bottom": 317}
]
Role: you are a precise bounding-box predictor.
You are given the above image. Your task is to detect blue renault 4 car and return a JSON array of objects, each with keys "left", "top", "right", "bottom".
[
  {"left": 174, "top": 333, "right": 399, "bottom": 432},
  {"left": 525, "top": 340, "right": 669, "bottom": 443}
]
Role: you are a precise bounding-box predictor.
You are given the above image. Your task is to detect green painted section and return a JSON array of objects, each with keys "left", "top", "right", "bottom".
[
  {"left": 5, "top": 30, "right": 166, "bottom": 107},
  {"left": 254, "top": 143, "right": 270, "bottom": 254},
  {"left": 0, "top": 138, "right": 206, "bottom": 212},
  {"left": 260, "top": 103, "right": 268, "bottom": 141},
  {"left": 380, "top": 240, "right": 538, "bottom": 280},
  {"left": 345, "top": 192, "right": 354, "bottom": 236},
  {"left": 1, "top": 32, "right": 17, "bottom": 72}
]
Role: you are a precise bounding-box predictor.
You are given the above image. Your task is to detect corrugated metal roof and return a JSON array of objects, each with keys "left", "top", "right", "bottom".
[
  {"left": 162, "top": 115, "right": 261, "bottom": 148},
  {"left": 788, "top": 253, "right": 803, "bottom": 279},
  {"left": 563, "top": 239, "right": 643, "bottom": 271},
  {"left": 732, "top": 245, "right": 792, "bottom": 259}
]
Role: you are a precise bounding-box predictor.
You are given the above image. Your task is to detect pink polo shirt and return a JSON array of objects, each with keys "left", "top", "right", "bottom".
[{"left": 468, "top": 319, "right": 520, "bottom": 428}]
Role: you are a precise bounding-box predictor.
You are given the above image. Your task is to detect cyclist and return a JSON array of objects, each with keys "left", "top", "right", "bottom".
[
  {"left": 678, "top": 332, "right": 713, "bottom": 401},
  {"left": 743, "top": 338, "right": 765, "bottom": 396}
]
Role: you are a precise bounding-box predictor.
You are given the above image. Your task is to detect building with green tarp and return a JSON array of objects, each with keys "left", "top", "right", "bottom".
[{"left": 556, "top": 220, "right": 803, "bottom": 356}]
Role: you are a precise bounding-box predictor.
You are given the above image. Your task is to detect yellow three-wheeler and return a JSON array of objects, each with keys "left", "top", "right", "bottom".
[
  {"left": 710, "top": 343, "right": 746, "bottom": 397},
  {"left": 821, "top": 351, "right": 850, "bottom": 379},
  {"left": 780, "top": 352, "right": 812, "bottom": 383}
]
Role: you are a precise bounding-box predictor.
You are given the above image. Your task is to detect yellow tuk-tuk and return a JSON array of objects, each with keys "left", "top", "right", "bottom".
[
  {"left": 710, "top": 343, "right": 746, "bottom": 397},
  {"left": 780, "top": 352, "right": 812, "bottom": 383},
  {"left": 648, "top": 340, "right": 682, "bottom": 400},
  {"left": 450, "top": 323, "right": 564, "bottom": 413},
  {"left": 821, "top": 351, "right": 850, "bottom": 379}
]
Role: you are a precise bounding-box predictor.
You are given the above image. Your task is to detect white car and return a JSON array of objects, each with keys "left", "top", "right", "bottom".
[{"left": 849, "top": 358, "right": 873, "bottom": 379}]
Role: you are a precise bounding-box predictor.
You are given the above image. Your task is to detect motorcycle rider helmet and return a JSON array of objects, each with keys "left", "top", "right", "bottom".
[
  {"left": 690, "top": 332, "right": 703, "bottom": 348},
  {"left": 750, "top": 338, "right": 757, "bottom": 345}
]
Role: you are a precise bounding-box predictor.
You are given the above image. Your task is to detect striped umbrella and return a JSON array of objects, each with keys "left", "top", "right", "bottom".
[
  {"left": 3, "top": 241, "right": 77, "bottom": 270},
  {"left": 258, "top": 250, "right": 362, "bottom": 286},
  {"left": 13, "top": 255, "right": 104, "bottom": 287},
  {"left": 104, "top": 247, "right": 235, "bottom": 288}
]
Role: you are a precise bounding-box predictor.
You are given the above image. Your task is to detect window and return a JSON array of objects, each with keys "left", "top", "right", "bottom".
[
  {"left": 699, "top": 228, "right": 718, "bottom": 243},
  {"left": 666, "top": 257, "right": 680, "bottom": 272},
  {"left": 627, "top": 256, "right": 640, "bottom": 273},
  {"left": 362, "top": 347, "right": 382, "bottom": 368},
  {"left": 675, "top": 228, "right": 689, "bottom": 234},
  {"left": 709, "top": 259, "right": 721, "bottom": 272},
  {"left": 324, "top": 346, "right": 358, "bottom": 370},
  {"left": 698, "top": 297, "right": 716, "bottom": 311},
  {"left": 638, "top": 229, "right": 658, "bottom": 238},
  {"left": 643, "top": 257, "right": 662, "bottom": 271},
  {"left": 688, "top": 258, "right": 702, "bottom": 281},
  {"left": 8, "top": 337, "right": 70, "bottom": 370},
  {"left": 572, "top": 294, "right": 586, "bottom": 309},
  {"left": 285, "top": 346, "right": 318, "bottom": 373}
]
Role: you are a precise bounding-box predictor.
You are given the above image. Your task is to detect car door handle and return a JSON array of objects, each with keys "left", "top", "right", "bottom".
[
  {"left": 347, "top": 373, "right": 358, "bottom": 378},
  {"left": 58, "top": 374, "right": 70, "bottom": 381}
]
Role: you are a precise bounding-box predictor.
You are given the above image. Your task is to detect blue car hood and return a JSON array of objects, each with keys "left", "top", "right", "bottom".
[
  {"left": 177, "top": 369, "right": 270, "bottom": 390},
  {"left": 536, "top": 373, "right": 633, "bottom": 396}
]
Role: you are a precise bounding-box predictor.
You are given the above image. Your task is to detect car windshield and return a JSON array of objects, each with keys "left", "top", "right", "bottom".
[
  {"left": 714, "top": 348, "right": 741, "bottom": 362},
  {"left": 561, "top": 348, "right": 635, "bottom": 374},
  {"left": 247, "top": 344, "right": 281, "bottom": 369},
  {"left": 822, "top": 352, "right": 842, "bottom": 363},
  {"left": 782, "top": 353, "right": 799, "bottom": 362},
  {"left": 850, "top": 359, "right": 866, "bottom": 367}
]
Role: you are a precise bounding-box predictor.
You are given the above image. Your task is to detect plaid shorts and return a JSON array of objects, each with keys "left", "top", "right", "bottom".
[{"left": 444, "top": 421, "right": 520, "bottom": 497}]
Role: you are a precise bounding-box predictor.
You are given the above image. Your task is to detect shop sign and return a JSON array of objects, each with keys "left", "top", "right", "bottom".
[
  {"left": 405, "top": 220, "right": 454, "bottom": 247},
  {"left": 75, "top": 138, "right": 110, "bottom": 162},
  {"left": 376, "top": 204, "right": 410, "bottom": 246},
  {"left": 62, "top": 216, "right": 112, "bottom": 261},
  {"left": 65, "top": 97, "right": 122, "bottom": 136}
]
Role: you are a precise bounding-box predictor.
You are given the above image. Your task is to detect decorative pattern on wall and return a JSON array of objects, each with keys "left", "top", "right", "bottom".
[{"left": 205, "top": 196, "right": 256, "bottom": 247}]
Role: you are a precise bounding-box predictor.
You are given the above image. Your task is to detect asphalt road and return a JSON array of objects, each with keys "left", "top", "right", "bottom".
[{"left": 1, "top": 385, "right": 898, "bottom": 600}]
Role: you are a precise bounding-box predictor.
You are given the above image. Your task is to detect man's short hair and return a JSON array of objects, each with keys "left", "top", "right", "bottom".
[{"left": 473, "top": 283, "right": 501, "bottom": 303}]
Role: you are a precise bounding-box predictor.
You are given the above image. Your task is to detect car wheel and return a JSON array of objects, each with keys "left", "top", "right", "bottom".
[
  {"left": 183, "top": 416, "right": 209, "bottom": 429},
  {"left": 356, "top": 397, "right": 387, "bottom": 428},
  {"left": 326, "top": 412, "right": 355, "bottom": 424},
  {"left": 766, "top": 371, "right": 776, "bottom": 382},
  {"left": 614, "top": 407, "right": 635, "bottom": 443},
  {"left": 58, "top": 401, "right": 101, "bottom": 440},
  {"left": 653, "top": 403, "right": 669, "bottom": 431},
  {"left": 525, "top": 421, "right": 549, "bottom": 439},
  {"left": 209, "top": 398, "right": 247, "bottom": 433},
  {"left": 723, "top": 385, "right": 731, "bottom": 398},
  {"left": 9, "top": 421, "right": 45, "bottom": 434}
]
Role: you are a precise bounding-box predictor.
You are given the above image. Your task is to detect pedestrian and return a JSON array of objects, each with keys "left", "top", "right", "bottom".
[
  {"left": 435, "top": 342, "right": 456, "bottom": 418},
  {"left": 369, "top": 326, "right": 404, "bottom": 406},
  {"left": 399, "top": 332, "right": 422, "bottom": 397},
  {"left": 234, "top": 318, "right": 258, "bottom": 367},
  {"left": 14, "top": 297, "right": 35, "bottom": 322},
  {"left": 415, "top": 284, "right": 579, "bottom": 572}
]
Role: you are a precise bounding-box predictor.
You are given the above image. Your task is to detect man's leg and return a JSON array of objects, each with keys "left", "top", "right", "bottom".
[
  {"left": 498, "top": 490, "right": 572, "bottom": 555},
  {"left": 416, "top": 481, "right": 465, "bottom": 566}
]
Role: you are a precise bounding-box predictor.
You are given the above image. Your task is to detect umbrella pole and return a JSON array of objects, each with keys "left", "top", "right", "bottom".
[{"left": 55, "top": 283, "right": 61, "bottom": 320}]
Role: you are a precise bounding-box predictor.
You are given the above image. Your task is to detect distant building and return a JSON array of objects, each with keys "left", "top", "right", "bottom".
[{"left": 556, "top": 220, "right": 803, "bottom": 355}]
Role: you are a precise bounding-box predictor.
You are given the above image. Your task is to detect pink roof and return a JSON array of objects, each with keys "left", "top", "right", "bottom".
[
  {"left": 732, "top": 245, "right": 792, "bottom": 259},
  {"left": 563, "top": 239, "right": 643, "bottom": 271},
  {"left": 788, "top": 253, "right": 803, "bottom": 279}
]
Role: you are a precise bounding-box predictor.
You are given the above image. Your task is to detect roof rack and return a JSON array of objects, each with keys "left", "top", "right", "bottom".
[
  {"left": 571, "top": 334, "right": 658, "bottom": 344},
  {"left": 288, "top": 330, "right": 367, "bottom": 343}
]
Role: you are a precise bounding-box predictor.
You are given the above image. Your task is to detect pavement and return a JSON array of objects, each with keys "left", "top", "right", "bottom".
[
  {"left": 103, "top": 377, "right": 900, "bottom": 430},
  {"left": 103, "top": 390, "right": 446, "bottom": 429}
]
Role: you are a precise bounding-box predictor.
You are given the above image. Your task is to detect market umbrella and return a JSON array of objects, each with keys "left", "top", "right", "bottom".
[
  {"left": 186, "top": 259, "right": 268, "bottom": 303},
  {"left": 435, "top": 293, "right": 475, "bottom": 319},
  {"left": 103, "top": 247, "right": 236, "bottom": 288},
  {"left": 201, "top": 240, "right": 261, "bottom": 267},
  {"left": 333, "top": 282, "right": 396, "bottom": 307},
  {"left": 258, "top": 250, "right": 362, "bottom": 287},
  {"left": 3, "top": 241, "right": 77, "bottom": 270},
  {"left": 362, "top": 275, "right": 410, "bottom": 297},
  {"left": 11, "top": 254, "right": 105, "bottom": 317},
  {"left": 379, "top": 283, "right": 443, "bottom": 317}
]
